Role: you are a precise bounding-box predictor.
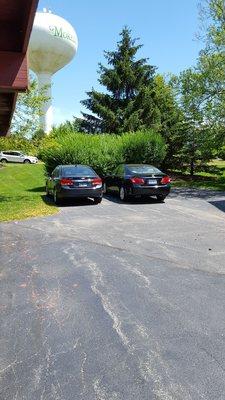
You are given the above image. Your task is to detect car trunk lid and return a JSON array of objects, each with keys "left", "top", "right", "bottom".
[
  {"left": 60, "top": 176, "right": 102, "bottom": 188},
  {"left": 130, "top": 174, "right": 165, "bottom": 186}
]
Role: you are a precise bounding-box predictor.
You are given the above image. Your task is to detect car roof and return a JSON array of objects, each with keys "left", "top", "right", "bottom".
[
  {"left": 60, "top": 164, "right": 92, "bottom": 168},
  {"left": 124, "top": 164, "right": 155, "bottom": 168}
]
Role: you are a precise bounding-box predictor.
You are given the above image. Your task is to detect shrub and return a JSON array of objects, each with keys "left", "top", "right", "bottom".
[
  {"left": 40, "top": 133, "right": 122, "bottom": 175},
  {"left": 38, "top": 136, "right": 60, "bottom": 159},
  {"left": 0, "top": 136, "right": 37, "bottom": 156},
  {"left": 40, "top": 130, "right": 166, "bottom": 176},
  {"left": 120, "top": 131, "right": 166, "bottom": 166}
]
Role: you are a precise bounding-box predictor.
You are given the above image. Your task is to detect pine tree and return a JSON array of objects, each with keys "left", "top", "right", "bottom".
[{"left": 80, "top": 27, "right": 157, "bottom": 133}]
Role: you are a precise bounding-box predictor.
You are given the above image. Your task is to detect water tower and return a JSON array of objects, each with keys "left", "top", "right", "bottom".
[{"left": 28, "top": 9, "right": 78, "bottom": 134}]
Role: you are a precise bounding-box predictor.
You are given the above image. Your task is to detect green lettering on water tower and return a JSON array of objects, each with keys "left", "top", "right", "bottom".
[
  {"left": 49, "top": 25, "right": 76, "bottom": 43},
  {"left": 55, "top": 26, "right": 63, "bottom": 38}
]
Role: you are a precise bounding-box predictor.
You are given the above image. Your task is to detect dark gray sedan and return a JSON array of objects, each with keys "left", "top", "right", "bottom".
[
  {"left": 46, "top": 165, "right": 103, "bottom": 205},
  {"left": 103, "top": 164, "right": 171, "bottom": 201}
]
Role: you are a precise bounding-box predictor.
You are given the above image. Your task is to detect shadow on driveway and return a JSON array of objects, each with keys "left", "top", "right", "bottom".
[
  {"left": 35, "top": 187, "right": 225, "bottom": 211},
  {"left": 27, "top": 186, "right": 95, "bottom": 207},
  {"left": 41, "top": 194, "right": 97, "bottom": 207},
  {"left": 209, "top": 200, "right": 225, "bottom": 213},
  {"left": 169, "top": 188, "right": 225, "bottom": 214},
  {"left": 171, "top": 187, "right": 225, "bottom": 199},
  {"left": 104, "top": 194, "right": 164, "bottom": 205}
]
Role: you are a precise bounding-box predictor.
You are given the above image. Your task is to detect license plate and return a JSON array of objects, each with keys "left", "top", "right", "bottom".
[
  {"left": 148, "top": 179, "right": 157, "bottom": 185},
  {"left": 79, "top": 183, "right": 88, "bottom": 187}
]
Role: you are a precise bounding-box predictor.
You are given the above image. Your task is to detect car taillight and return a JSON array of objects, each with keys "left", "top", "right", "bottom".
[
  {"left": 161, "top": 176, "right": 171, "bottom": 185},
  {"left": 92, "top": 178, "right": 102, "bottom": 186},
  {"left": 60, "top": 178, "right": 73, "bottom": 186},
  {"left": 130, "top": 177, "right": 145, "bottom": 185}
]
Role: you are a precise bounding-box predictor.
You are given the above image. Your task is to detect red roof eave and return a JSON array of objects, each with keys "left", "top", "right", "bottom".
[{"left": 0, "top": 0, "right": 39, "bottom": 136}]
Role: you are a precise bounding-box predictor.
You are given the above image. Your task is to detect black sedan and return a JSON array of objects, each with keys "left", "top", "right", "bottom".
[
  {"left": 103, "top": 164, "right": 171, "bottom": 201},
  {"left": 46, "top": 164, "right": 103, "bottom": 205}
]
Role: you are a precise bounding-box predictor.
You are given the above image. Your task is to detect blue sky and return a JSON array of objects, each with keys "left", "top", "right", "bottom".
[{"left": 38, "top": 0, "right": 202, "bottom": 125}]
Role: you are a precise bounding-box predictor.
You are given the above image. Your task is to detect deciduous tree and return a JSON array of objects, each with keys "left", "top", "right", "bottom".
[{"left": 11, "top": 76, "right": 49, "bottom": 138}]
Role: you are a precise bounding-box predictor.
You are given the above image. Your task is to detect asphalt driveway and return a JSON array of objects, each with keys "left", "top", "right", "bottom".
[{"left": 1, "top": 190, "right": 225, "bottom": 400}]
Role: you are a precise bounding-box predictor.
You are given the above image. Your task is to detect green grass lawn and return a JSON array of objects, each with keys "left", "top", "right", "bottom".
[
  {"left": 170, "top": 160, "right": 225, "bottom": 191},
  {"left": 0, "top": 163, "right": 58, "bottom": 222}
]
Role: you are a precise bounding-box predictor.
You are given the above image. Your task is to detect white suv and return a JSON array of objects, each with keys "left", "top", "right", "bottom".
[{"left": 0, "top": 151, "right": 38, "bottom": 164}]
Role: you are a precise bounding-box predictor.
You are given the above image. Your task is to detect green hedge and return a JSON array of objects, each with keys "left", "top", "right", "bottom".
[
  {"left": 39, "top": 130, "right": 166, "bottom": 176},
  {"left": 0, "top": 136, "right": 37, "bottom": 156},
  {"left": 120, "top": 131, "right": 166, "bottom": 165}
]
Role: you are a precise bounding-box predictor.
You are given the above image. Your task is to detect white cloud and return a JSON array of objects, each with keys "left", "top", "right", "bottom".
[{"left": 52, "top": 107, "right": 82, "bottom": 126}]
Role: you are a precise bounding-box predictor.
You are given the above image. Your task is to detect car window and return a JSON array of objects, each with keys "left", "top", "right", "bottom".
[
  {"left": 63, "top": 166, "right": 97, "bottom": 177},
  {"left": 52, "top": 167, "right": 60, "bottom": 178},
  {"left": 126, "top": 165, "right": 162, "bottom": 175}
]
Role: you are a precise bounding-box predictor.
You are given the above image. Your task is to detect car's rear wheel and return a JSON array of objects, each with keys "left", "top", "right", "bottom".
[
  {"left": 119, "top": 186, "right": 128, "bottom": 202},
  {"left": 0, "top": 158, "right": 7, "bottom": 163},
  {"left": 157, "top": 194, "right": 166, "bottom": 202},
  {"left": 93, "top": 197, "right": 102, "bottom": 204},
  {"left": 23, "top": 159, "right": 31, "bottom": 164}
]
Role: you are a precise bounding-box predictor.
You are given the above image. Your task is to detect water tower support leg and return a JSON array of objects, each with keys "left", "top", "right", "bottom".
[{"left": 37, "top": 73, "right": 53, "bottom": 134}]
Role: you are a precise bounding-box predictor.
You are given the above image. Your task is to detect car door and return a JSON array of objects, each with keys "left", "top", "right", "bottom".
[
  {"left": 8, "top": 152, "right": 17, "bottom": 162},
  {"left": 14, "top": 152, "right": 24, "bottom": 163},
  {"left": 4, "top": 151, "right": 14, "bottom": 162},
  {"left": 9, "top": 151, "right": 22, "bottom": 163}
]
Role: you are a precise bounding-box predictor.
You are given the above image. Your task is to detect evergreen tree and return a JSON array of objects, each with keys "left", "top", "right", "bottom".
[{"left": 81, "top": 27, "right": 157, "bottom": 133}]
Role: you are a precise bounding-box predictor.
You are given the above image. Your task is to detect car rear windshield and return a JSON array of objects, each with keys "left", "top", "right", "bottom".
[
  {"left": 62, "top": 166, "right": 97, "bottom": 177},
  {"left": 126, "top": 165, "right": 162, "bottom": 174}
]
